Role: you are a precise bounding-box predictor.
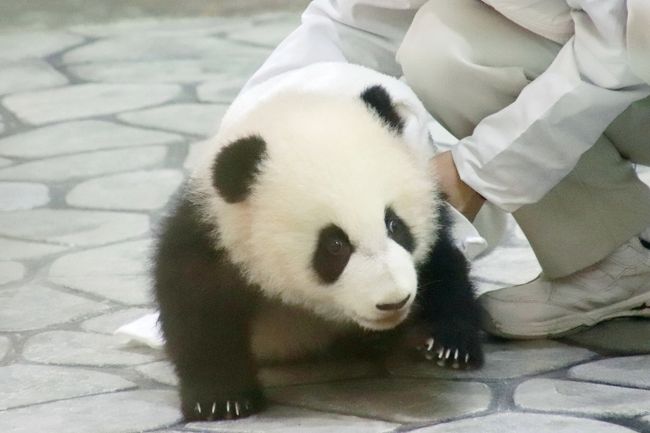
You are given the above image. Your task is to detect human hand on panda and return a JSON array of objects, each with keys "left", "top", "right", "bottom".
[{"left": 431, "top": 151, "right": 485, "bottom": 221}]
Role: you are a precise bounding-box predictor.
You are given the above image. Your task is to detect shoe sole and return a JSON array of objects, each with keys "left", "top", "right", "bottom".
[{"left": 481, "top": 290, "right": 650, "bottom": 339}]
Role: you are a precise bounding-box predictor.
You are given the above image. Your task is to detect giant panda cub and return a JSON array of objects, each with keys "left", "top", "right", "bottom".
[{"left": 154, "top": 84, "right": 484, "bottom": 421}]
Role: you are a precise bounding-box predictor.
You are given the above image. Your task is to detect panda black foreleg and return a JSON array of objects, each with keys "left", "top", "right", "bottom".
[
  {"left": 415, "top": 204, "right": 484, "bottom": 369},
  {"left": 154, "top": 197, "right": 265, "bottom": 421}
]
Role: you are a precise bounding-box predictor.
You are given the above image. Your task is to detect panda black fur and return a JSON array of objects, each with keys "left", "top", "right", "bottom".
[{"left": 154, "top": 85, "right": 484, "bottom": 421}]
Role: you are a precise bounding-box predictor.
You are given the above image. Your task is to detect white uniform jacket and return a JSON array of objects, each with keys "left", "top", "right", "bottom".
[{"left": 241, "top": 0, "right": 650, "bottom": 212}]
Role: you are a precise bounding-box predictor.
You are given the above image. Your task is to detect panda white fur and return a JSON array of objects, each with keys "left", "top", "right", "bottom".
[{"left": 154, "top": 80, "right": 483, "bottom": 421}]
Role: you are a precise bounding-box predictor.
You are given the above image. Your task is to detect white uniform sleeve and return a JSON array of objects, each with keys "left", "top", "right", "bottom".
[
  {"left": 243, "top": 0, "right": 423, "bottom": 92},
  {"left": 451, "top": 0, "right": 650, "bottom": 212}
]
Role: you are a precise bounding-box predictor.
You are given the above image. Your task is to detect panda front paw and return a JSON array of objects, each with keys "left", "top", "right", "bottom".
[
  {"left": 181, "top": 387, "right": 265, "bottom": 421},
  {"left": 420, "top": 324, "right": 483, "bottom": 369}
]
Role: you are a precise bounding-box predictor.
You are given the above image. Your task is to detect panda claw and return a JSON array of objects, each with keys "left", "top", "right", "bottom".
[
  {"left": 437, "top": 347, "right": 444, "bottom": 359},
  {"left": 195, "top": 402, "right": 202, "bottom": 415},
  {"left": 465, "top": 353, "right": 470, "bottom": 364},
  {"left": 444, "top": 348, "right": 452, "bottom": 360},
  {"left": 454, "top": 349, "right": 459, "bottom": 361},
  {"left": 235, "top": 401, "right": 241, "bottom": 417},
  {"left": 211, "top": 402, "right": 216, "bottom": 416},
  {"left": 426, "top": 338, "right": 434, "bottom": 351}
]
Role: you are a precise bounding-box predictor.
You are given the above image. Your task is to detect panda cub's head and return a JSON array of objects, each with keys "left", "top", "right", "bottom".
[{"left": 195, "top": 85, "right": 439, "bottom": 331}]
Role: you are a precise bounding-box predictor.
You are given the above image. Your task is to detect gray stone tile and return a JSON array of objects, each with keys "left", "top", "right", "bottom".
[
  {"left": 185, "top": 405, "right": 398, "bottom": 433},
  {"left": 23, "top": 331, "right": 161, "bottom": 366},
  {"left": 0, "top": 116, "right": 5, "bottom": 136},
  {"left": 49, "top": 239, "right": 153, "bottom": 305},
  {"left": 260, "top": 359, "right": 382, "bottom": 387},
  {"left": 0, "top": 182, "right": 49, "bottom": 210},
  {"left": 563, "top": 318, "right": 650, "bottom": 354},
  {"left": 66, "top": 169, "right": 183, "bottom": 210},
  {"left": 137, "top": 360, "right": 178, "bottom": 386},
  {"left": 3, "top": 83, "right": 180, "bottom": 124},
  {"left": 70, "top": 60, "right": 231, "bottom": 83},
  {"left": 82, "top": 307, "right": 153, "bottom": 334},
  {"left": 388, "top": 340, "right": 596, "bottom": 380},
  {"left": 63, "top": 35, "right": 268, "bottom": 74},
  {"left": 0, "top": 59, "right": 68, "bottom": 96},
  {"left": 568, "top": 355, "right": 650, "bottom": 389},
  {"left": 196, "top": 78, "right": 247, "bottom": 103},
  {"left": 0, "top": 238, "right": 68, "bottom": 260},
  {"left": 0, "top": 364, "right": 135, "bottom": 410},
  {"left": 409, "top": 412, "right": 637, "bottom": 433},
  {"left": 0, "top": 157, "right": 10, "bottom": 167},
  {"left": 119, "top": 103, "right": 227, "bottom": 136},
  {"left": 471, "top": 246, "right": 541, "bottom": 285},
  {"left": 0, "top": 210, "right": 149, "bottom": 247},
  {"left": 0, "top": 336, "right": 9, "bottom": 361},
  {"left": 0, "top": 31, "right": 84, "bottom": 61},
  {"left": 0, "top": 261, "right": 25, "bottom": 286},
  {"left": 267, "top": 378, "right": 491, "bottom": 423},
  {"left": 0, "top": 145, "right": 167, "bottom": 181},
  {"left": 70, "top": 17, "right": 249, "bottom": 38},
  {"left": 226, "top": 16, "right": 299, "bottom": 47},
  {"left": 0, "top": 285, "right": 108, "bottom": 332},
  {"left": 0, "top": 390, "right": 180, "bottom": 433},
  {"left": 0, "top": 120, "right": 182, "bottom": 158},
  {"left": 514, "top": 378, "right": 650, "bottom": 417}
]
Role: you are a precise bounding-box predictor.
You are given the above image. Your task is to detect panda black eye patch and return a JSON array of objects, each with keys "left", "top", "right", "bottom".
[
  {"left": 313, "top": 224, "right": 353, "bottom": 284},
  {"left": 385, "top": 207, "right": 415, "bottom": 253}
]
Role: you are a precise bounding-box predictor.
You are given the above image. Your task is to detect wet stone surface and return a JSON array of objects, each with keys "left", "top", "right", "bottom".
[
  {"left": 0, "top": 285, "right": 108, "bottom": 332},
  {"left": 0, "top": 120, "right": 182, "bottom": 158},
  {"left": 0, "top": 390, "right": 181, "bottom": 433},
  {"left": 514, "top": 378, "right": 650, "bottom": 417},
  {"left": 185, "top": 406, "right": 398, "bottom": 433},
  {"left": 0, "top": 182, "right": 49, "bottom": 211},
  {"left": 22, "top": 330, "right": 162, "bottom": 366},
  {"left": 0, "top": 59, "right": 68, "bottom": 96},
  {"left": 267, "top": 378, "right": 492, "bottom": 423},
  {"left": 0, "top": 209, "right": 150, "bottom": 246},
  {"left": 0, "top": 261, "right": 26, "bottom": 286},
  {"left": 409, "top": 412, "right": 639, "bottom": 433},
  {"left": 0, "top": 364, "right": 135, "bottom": 410},
  {"left": 66, "top": 169, "right": 183, "bottom": 210},
  {"left": 568, "top": 354, "right": 650, "bottom": 389},
  {"left": 49, "top": 239, "right": 153, "bottom": 305},
  {"left": 1, "top": 11, "right": 649, "bottom": 433},
  {"left": 3, "top": 83, "right": 181, "bottom": 124}
]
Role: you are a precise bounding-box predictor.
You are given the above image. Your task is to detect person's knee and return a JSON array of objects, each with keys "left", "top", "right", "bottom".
[{"left": 397, "top": 1, "right": 478, "bottom": 135}]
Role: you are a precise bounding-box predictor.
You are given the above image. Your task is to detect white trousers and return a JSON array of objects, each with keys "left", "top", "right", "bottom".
[{"left": 397, "top": 0, "right": 650, "bottom": 278}]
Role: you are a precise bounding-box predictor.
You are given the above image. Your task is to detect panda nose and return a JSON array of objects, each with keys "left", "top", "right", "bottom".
[{"left": 376, "top": 294, "right": 411, "bottom": 311}]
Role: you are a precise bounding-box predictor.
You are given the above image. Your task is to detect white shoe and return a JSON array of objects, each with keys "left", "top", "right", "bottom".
[{"left": 479, "top": 234, "right": 650, "bottom": 339}]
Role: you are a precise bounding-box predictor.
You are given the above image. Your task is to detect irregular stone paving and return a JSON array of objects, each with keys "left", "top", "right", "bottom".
[{"left": 0, "top": 12, "right": 649, "bottom": 433}]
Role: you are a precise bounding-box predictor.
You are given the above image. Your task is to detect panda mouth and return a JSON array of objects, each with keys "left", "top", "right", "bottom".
[{"left": 353, "top": 311, "right": 409, "bottom": 331}]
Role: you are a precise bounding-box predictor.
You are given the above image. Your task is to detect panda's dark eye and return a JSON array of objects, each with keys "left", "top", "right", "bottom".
[
  {"left": 387, "top": 217, "right": 401, "bottom": 234},
  {"left": 385, "top": 207, "right": 415, "bottom": 253},
  {"left": 326, "top": 238, "right": 345, "bottom": 255},
  {"left": 313, "top": 225, "right": 353, "bottom": 284}
]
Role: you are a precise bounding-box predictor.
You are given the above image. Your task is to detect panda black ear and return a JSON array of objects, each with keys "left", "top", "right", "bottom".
[
  {"left": 360, "top": 85, "right": 404, "bottom": 134},
  {"left": 212, "top": 135, "right": 267, "bottom": 203}
]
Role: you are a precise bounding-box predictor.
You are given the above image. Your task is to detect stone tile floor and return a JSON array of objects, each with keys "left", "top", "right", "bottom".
[{"left": 1, "top": 11, "right": 650, "bottom": 433}]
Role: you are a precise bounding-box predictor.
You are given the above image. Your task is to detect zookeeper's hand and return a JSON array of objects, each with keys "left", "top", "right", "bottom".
[{"left": 431, "top": 151, "right": 485, "bottom": 221}]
